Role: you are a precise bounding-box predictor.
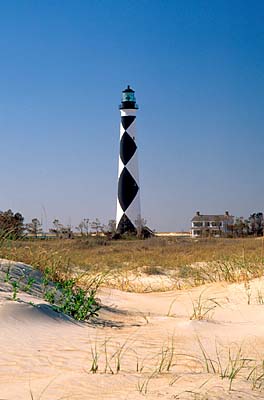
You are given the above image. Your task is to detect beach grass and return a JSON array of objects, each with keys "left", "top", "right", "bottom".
[{"left": 0, "top": 236, "right": 264, "bottom": 291}]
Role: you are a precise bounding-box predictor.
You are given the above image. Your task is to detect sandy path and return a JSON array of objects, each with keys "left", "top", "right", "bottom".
[{"left": 1, "top": 261, "right": 264, "bottom": 399}]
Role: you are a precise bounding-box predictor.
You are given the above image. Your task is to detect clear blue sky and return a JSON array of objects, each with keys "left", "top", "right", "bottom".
[{"left": 0, "top": 0, "right": 263, "bottom": 231}]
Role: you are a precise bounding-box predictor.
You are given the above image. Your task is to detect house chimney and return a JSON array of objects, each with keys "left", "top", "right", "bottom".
[
  {"left": 225, "top": 211, "right": 229, "bottom": 216},
  {"left": 196, "top": 211, "right": 200, "bottom": 216}
]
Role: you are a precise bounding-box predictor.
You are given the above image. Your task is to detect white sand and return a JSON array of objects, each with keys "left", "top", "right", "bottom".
[{"left": 1, "top": 259, "right": 264, "bottom": 399}]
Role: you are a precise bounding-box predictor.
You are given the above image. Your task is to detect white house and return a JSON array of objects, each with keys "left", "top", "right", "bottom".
[{"left": 191, "top": 211, "right": 234, "bottom": 237}]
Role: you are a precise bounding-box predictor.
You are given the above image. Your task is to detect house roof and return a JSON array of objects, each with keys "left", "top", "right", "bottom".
[{"left": 191, "top": 214, "right": 234, "bottom": 222}]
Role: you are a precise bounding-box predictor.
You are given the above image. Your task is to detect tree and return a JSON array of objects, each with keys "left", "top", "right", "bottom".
[
  {"left": 26, "top": 218, "right": 42, "bottom": 237},
  {"left": 233, "top": 217, "right": 249, "bottom": 237},
  {"left": 49, "top": 219, "right": 73, "bottom": 238},
  {"left": 248, "top": 213, "right": 264, "bottom": 236},
  {"left": 76, "top": 221, "right": 84, "bottom": 236},
  {"left": 76, "top": 218, "right": 90, "bottom": 237},
  {"left": 49, "top": 219, "right": 63, "bottom": 237},
  {"left": 63, "top": 225, "right": 74, "bottom": 239},
  {"left": 91, "top": 218, "right": 103, "bottom": 235},
  {"left": 107, "top": 219, "right": 116, "bottom": 234},
  {"left": 0, "top": 209, "right": 24, "bottom": 239}
]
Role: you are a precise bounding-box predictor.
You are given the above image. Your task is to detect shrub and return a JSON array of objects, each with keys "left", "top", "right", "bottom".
[{"left": 49, "top": 279, "right": 100, "bottom": 321}]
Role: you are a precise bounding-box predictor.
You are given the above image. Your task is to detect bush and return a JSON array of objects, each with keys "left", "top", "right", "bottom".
[
  {"left": 45, "top": 278, "right": 101, "bottom": 321},
  {"left": 0, "top": 209, "right": 24, "bottom": 239}
]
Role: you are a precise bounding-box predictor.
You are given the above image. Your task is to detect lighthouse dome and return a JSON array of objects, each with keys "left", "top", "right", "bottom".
[{"left": 120, "top": 85, "right": 138, "bottom": 110}]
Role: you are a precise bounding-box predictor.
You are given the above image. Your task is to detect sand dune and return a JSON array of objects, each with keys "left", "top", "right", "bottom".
[{"left": 1, "top": 259, "right": 264, "bottom": 399}]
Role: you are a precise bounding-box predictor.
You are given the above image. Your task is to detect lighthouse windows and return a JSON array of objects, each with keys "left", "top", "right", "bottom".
[{"left": 122, "top": 92, "right": 135, "bottom": 102}]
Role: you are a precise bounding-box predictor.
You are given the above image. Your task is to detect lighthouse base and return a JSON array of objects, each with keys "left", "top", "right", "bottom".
[{"left": 117, "top": 214, "right": 136, "bottom": 234}]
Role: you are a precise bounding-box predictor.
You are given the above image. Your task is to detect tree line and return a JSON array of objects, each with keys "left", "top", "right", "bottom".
[
  {"left": 0, "top": 209, "right": 147, "bottom": 239},
  {"left": 199, "top": 212, "right": 264, "bottom": 237},
  {"left": 27, "top": 217, "right": 117, "bottom": 238},
  {"left": 3, "top": 208, "right": 263, "bottom": 239},
  {"left": 232, "top": 213, "right": 264, "bottom": 237}
]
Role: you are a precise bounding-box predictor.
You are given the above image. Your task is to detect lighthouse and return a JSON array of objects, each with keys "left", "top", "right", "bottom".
[{"left": 116, "top": 86, "right": 141, "bottom": 234}]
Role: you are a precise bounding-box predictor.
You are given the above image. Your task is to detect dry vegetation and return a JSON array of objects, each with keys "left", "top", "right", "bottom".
[
  {"left": 0, "top": 236, "right": 264, "bottom": 292},
  {"left": 2, "top": 237, "right": 264, "bottom": 398}
]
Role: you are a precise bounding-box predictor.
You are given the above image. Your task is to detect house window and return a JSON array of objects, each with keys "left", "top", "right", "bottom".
[
  {"left": 211, "top": 221, "right": 222, "bottom": 227},
  {"left": 193, "top": 222, "right": 203, "bottom": 227}
]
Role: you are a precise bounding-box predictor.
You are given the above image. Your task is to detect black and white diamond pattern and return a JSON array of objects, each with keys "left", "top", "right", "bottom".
[
  {"left": 116, "top": 110, "right": 140, "bottom": 233},
  {"left": 118, "top": 167, "right": 139, "bottom": 211},
  {"left": 119, "top": 132, "right": 137, "bottom": 165}
]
